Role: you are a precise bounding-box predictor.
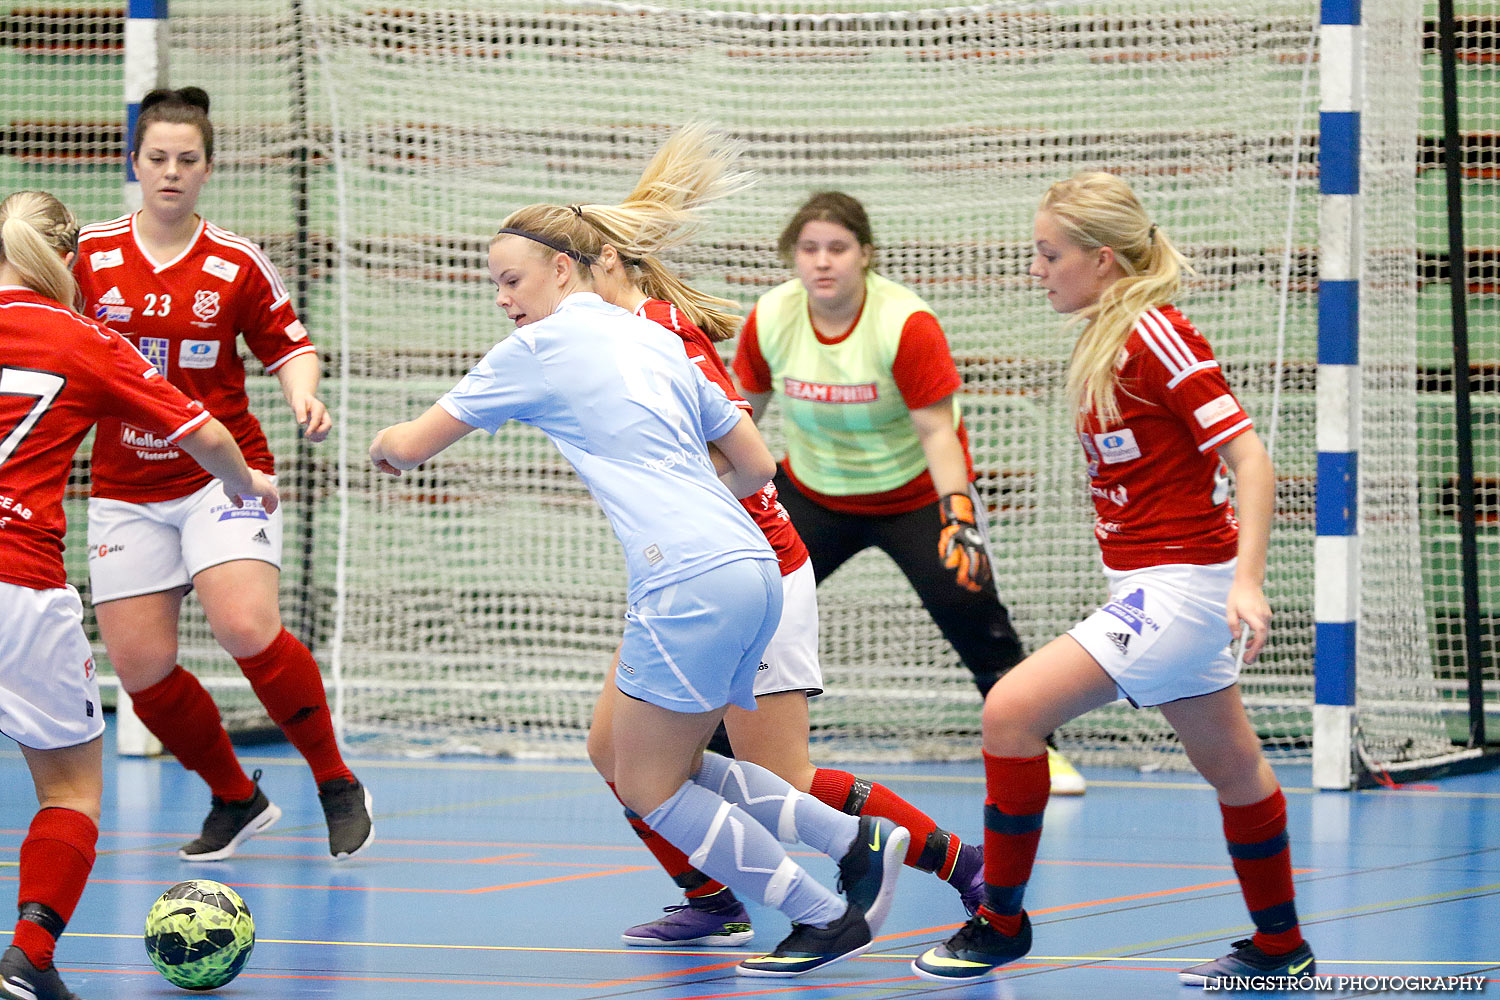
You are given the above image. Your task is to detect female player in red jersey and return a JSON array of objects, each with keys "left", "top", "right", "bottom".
[
  {"left": 912, "top": 172, "right": 1314, "bottom": 987},
  {"left": 575, "top": 128, "right": 986, "bottom": 948},
  {"left": 0, "top": 190, "right": 278, "bottom": 1000},
  {"left": 71, "top": 88, "right": 372, "bottom": 861},
  {"left": 730, "top": 191, "right": 1085, "bottom": 796}
]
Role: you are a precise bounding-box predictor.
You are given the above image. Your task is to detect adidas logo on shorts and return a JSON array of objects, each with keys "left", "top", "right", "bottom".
[
  {"left": 251, "top": 528, "right": 270, "bottom": 545},
  {"left": 1107, "top": 631, "right": 1131, "bottom": 654}
]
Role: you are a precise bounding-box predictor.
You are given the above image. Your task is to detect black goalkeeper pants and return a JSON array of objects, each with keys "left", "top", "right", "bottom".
[{"left": 773, "top": 467, "right": 1024, "bottom": 698}]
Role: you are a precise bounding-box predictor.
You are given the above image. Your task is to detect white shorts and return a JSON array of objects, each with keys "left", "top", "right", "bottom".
[
  {"left": 0, "top": 581, "right": 105, "bottom": 749},
  {"left": 87, "top": 477, "right": 282, "bottom": 603},
  {"left": 755, "top": 560, "right": 824, "bottom": 698},
  {"left": 1067, "top": 560, "right": 1241, "bottom": 708}
]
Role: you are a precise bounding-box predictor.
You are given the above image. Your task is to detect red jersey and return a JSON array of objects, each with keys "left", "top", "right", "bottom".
[
  {"left": 74, "top": 214, "right": 315, "bottom": 502},
  {"left": 636, "top": 299, "right": 809, "bottom": 576},
  {"left": 0, "top": 286, "right": 209, "bottom": 589},
  {"left": 1080, "top": 305, "right": 1252, "bottom": 571}
]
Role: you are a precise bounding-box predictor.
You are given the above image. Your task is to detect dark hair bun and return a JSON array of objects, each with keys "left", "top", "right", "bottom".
[
  {"left": 176, "top": 87, "right": 211, "bottom": 113},
  {"left": 139, "top": 87, "right": 211, "bottom": 115}
]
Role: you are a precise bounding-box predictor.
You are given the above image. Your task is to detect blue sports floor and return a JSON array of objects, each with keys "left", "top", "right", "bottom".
[{"left": 2, "top": 727, "right": 1497, "bottom": 999}]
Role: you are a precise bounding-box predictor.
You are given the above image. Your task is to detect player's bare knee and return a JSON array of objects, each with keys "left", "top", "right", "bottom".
[
  {"left": 213, "top": 619, "right": 282, "bottom": 660},
  {"left": 111, "top": 646, "right": 181, "bottom": 692}
]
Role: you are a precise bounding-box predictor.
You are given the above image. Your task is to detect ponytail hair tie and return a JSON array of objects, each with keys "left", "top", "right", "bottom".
[
  {"left": 568, "top": 204, "right": 584, "bottom": 218},
  {"left": 1147, "top": 224, "right": 1158, "bottom": 242}
]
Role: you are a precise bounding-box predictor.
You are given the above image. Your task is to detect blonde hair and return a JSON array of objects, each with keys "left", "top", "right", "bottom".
[
  {"left": 495, "top": 125, "right": 753, "bottom": 341},
  {"left": 1041, "top": 172, "right": 1190, "bottom": 428},
  {"left": 0, "top": 190, "right": 80, "bottom": 306}
]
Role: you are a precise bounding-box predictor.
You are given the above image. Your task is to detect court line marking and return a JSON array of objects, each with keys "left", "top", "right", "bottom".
[
  {"left": 3, "top": 868, "right": 654, "bottom": 894},
  {"left": 213, "top": 755, "right": 1500, "bottom": 799}
]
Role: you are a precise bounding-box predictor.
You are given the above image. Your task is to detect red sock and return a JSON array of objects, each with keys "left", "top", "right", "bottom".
[
  {"left": 236, "top": 628, "right": 352, "bottom": 786},
  {"left": 14, "top": 808, "right": 97, "bottom": 970},
  {"left": 1222, "top": 787, "right": 1304, "bottom": 954},
  {"left": 978, "top": 751, "right": 1049, "bottom": 937},
  {"left": 130, "top": 667, "right": 254, "bottom": 801},
  {"left": 606, "top": 782, "right": 726, "bottom": 898},
  {"left": 809, "top": 768, "right": 941, "bottom": 870}
]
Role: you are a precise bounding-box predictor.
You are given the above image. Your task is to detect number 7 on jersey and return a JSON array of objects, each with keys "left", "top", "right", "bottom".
[{"left": 0, "top": 366, "right": 66, "bottom": 468}]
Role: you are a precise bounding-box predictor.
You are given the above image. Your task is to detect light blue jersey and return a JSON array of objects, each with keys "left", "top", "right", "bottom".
[{"left": 439, "top": 292, "right": 775, "bottom": 604}]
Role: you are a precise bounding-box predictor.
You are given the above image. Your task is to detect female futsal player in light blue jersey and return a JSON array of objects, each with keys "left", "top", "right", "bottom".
[{"left": 368, "top": 158, "right": 909, "bottom": 977}]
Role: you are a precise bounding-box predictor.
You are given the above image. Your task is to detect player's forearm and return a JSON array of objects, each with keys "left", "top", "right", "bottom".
[
  {"left": 911, "top": 399, "right": 969, "bottom": 497},
  {"left": 712, "top": 414, "right": 776, "bottom": 498},
  {"left": 1224, "top": 436, "right": 1275, "bottom": 587},
  {"left": 274, "top": 352, "right": 321, "bottom": 404},
  {"left": 179, "top": 418, "right": 256, "bottom": 495},
  {"left": 371, "top": 404, "right": 476, "bottom": 473}
]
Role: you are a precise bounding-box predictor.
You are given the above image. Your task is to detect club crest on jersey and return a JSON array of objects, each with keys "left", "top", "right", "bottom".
[
  {"left": 89, "top": 248, "right": 124, "bottom": 270},
  {"left": 1093, "top": 427, "right": 1142, "bottom": 464},
  {"left": 179, "top": 340, "right": 220, "bottom": 369},
  {"left": 202, "top": 255, "right": 241, "bottom": 282},
  {"left": 1102, "top": 588, "right": 1159, "bottom": 635},
  {"left": 137, "top": 337, "right": 170, "bottom": 372},
  {"left": 192, "top": 289, "right": 222, "bottom": 320}
]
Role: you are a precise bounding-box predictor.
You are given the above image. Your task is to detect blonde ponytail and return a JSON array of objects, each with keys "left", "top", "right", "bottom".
[
  {"left": 1041, "top": 172, "right": 1191, "bottom": 428},
  {"left": 0, "top": 190, "right": 79, "bottom": 306},
  {"left": 496, "top": 125, "right": 753, "bottom": 341}
]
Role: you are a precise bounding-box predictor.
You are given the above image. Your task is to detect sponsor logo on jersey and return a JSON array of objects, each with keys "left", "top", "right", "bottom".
[
  {"left": 179, "top": 340, "right": 220, "bottom": 369},
  {"left": 89, "top": 248, "right": 124, "bottom": 270},
  {"left": 0, "top": 494, "right": 35, "bottom": 521},
  {"left": 251, "top": 527, "right": 270, "bottom": 544},
  {"left": 92, "top": 543, "right": 125, "bottom": 559},
  {"left": 782, "top": 377, "right": 878, "bottom": 404},
  {"left": 84, "top": 655, "right": 96, "bottom": 680},
  {"left": 192, "top": 289, "right": 221, "bottom": 320},
  {"left": 644, "top": 543, "right": 664, "bottom": 566},
  {"left": 1091, "top": 483, "right": 1129, "bottom": 506},
  {"left": 1094, "top": 427, "right": 1142, "bottom": 464},
  {"left": 285, "top": 320, "right": 308, "bottom": 342},
  {"left": 120, "top": 423, "right": 175, "bottom": 451},
  {"left": 97, "top": 305, "right": 133, "bottom": 324},
  {"left": 1094, "top": 518, "right": 1122, "bottom": 540},
  {"left": 202, "top": 255, "right": 241, "bottom": 282},
  {"left": 618, "top": 660, "right": 636, "bottom": 675},
  {"left": 1106, "top": 631, "right": 1132, "bottom": 654},
  {"left": 98, "top": 285, "right": 126, "bottom": 305},
  {"left": 137, "top": 337, "right": 169, "bottom": 372},
  {"left": 1194, "top": 393, "right": 1240, "bottom": 429},
  {"left": 1102, "top": 588, "right": 1160, "bottom": 635}
]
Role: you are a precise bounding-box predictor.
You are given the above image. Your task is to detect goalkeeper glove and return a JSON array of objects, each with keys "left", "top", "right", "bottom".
[{"left": 938, "top": 492, "right": 991, "bottom": 593}]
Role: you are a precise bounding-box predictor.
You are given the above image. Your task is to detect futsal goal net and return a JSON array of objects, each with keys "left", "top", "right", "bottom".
[{"left": 5, "top": 0, "right": 1485, "bottom": 785}]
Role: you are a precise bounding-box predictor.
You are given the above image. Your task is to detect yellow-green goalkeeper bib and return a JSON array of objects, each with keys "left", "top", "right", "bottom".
[{"left": 756, "top": 272, "right": 958, "bottom": 497}]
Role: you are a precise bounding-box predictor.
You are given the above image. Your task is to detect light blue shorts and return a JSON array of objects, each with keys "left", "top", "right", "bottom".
[{"left": 616, "top": 557, "right": 782, "bottom": 713}]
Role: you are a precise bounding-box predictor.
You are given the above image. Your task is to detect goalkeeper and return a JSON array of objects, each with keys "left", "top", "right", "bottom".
[{"left": 730, "top": 191, "right": 1084, "bottom": 795}]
